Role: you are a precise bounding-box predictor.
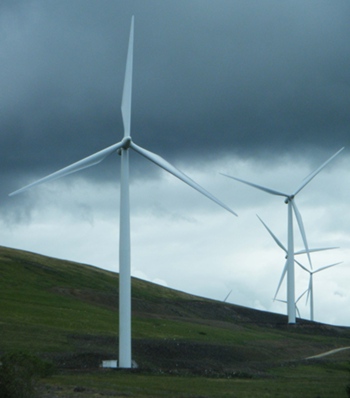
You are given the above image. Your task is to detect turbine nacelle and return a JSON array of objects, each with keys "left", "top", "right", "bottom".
[{"left": 284, "top": 195, "right": 294, "bottom": 204}]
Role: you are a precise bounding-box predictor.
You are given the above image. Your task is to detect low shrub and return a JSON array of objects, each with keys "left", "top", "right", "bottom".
[{"left": 0, "top": 351, "right": 55, "bottom": 398}]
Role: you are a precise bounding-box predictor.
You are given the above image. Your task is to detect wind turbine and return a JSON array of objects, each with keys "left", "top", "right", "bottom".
[
  {"left": 9, "top": 17, "right": 237, "bottom": 368},
  {"left": 257, "top": 215, "right": 337, "bottom": 303},
  {"left": 221, "top": 147, "right": 344, "bottom": 324},
  {"left": 296, "top": 260, "right": 342, "bottom": 321}
]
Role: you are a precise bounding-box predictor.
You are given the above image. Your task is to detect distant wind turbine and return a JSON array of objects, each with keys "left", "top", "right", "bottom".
[
  {"left": 296, "top": 260, "right": 342, "bottom": 321},
  {"left": 221, "top": 147, "right": 344, "bottom": 324},
  {"left": 9, "top": 17, "right": 237, "bottom": 368},
  {"left": 257, "top": 215, "right": 337, "bottom": 303}
]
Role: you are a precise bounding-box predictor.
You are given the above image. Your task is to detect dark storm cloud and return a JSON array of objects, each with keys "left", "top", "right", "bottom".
[{"left": 1, "top": 0, "right": 350, "bottom": 195}]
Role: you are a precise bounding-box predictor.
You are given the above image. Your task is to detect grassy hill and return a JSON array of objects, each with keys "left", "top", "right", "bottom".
[{"left": 0, "top": 245, "right": 349, "bottom": 397}]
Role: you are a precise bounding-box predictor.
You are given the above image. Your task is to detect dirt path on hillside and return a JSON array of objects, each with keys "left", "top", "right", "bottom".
[{"left": 306, "top": 346, "right": 350, "bottom": 359}]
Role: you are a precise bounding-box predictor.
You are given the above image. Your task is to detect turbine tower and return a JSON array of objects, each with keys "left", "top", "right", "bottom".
[
  {"left": 9, "top": 17, "right": 237, "bottom": 368},
  {"left": 221, "top": 148, "right": 343, "bottom": 324},
  {"left": 296, "top": 260, "right": 342, "bottom": 321}
]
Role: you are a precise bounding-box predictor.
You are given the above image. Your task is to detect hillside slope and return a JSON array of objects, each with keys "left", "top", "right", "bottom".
[{"left": 0, "top": 245, "right": 349, "bottom": 375}]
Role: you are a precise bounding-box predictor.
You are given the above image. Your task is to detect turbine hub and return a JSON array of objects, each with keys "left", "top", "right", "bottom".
[
  {"left": 117, "top": 137, "right": 132, "bottom": 156},
  {"left": 121, "top": 136, "right": 132, "bottom": 149}
]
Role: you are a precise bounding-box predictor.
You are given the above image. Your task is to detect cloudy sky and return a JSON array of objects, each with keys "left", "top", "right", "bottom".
[{"left": 1, "top": 0, "right": 350, "bottom": 326}]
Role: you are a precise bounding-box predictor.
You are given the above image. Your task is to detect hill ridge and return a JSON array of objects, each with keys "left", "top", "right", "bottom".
[{"left": 1, "top": 245, "right": 350, "bottom": 374}]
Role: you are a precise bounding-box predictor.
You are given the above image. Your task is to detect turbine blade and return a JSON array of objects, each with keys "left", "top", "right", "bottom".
[
  {"left": 306, "top": 277, "right": 312, "bottom": 304},
  {"left": 223, "top": 289, "right": 232, "bottom": 302},
  {"left": 295, "top": 247, "right": 338, "bottom": 255},
  {"left": 131, "top": 142, "right": 237, "bottom": 216},
  {"left": 274, "top": 260, "right": 288, "bottom": 300},
  {"left": 296, "top": 289, "right": 308, "bottom": 303},
  {"left": 295, "top": 259, "right": 310, "bottom": 274},
  {"left": 275, "top": 297, "right": 301, "bottom": 318},
  {"left": 291, "top": 200, "right": 312, "bottom": 269},
  {"left": 9, "top": 141, "right": 123, "bottom": 196},
  {"left": 314, "top": 262, "right": 342, "bottom": 274},
  {"left": 220, "top": 173, "right": 287, "bottom": 198},
  {"left": 121, "top": 16, "right": 134, "bottom": 138},
  {"left": 257, "top": 215, "right": 287, "bottom": 253},
  {"left": 274, "top": 298, "right": 286, "bottom": 304},
  {"left": 293, "top": 147, "right": 344, "bottom": 196}
]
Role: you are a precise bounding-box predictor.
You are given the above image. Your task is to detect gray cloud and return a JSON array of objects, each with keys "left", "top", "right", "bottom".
[{"left": 1, "top": 1, "right": 349, "bottom": 185}]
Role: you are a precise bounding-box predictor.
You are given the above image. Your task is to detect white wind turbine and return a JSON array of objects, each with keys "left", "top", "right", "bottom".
[
  {"left": 221, "top": 147, "right": 344, "bottom": 324},
  {"left": 256, "top": 215, "right": 337, "bottom": 304},
  {"left": 296, "top": 260, "right": 342, "bottom": 321},
  {"left": 9, "top": 17, "right": 237, "bottom": 368}
]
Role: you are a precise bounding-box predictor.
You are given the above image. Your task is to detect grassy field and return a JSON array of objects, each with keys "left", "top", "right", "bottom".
[
  {"left": 38, "top": 359, "right": 350, "bottom": 398},
  {"left": 0, "top": 245, "right": 349, "bottom": 397}
]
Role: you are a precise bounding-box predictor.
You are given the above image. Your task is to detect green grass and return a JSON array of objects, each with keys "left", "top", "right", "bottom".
[{"left": 39, "top": 362, "right": 350, "bottom": 398}]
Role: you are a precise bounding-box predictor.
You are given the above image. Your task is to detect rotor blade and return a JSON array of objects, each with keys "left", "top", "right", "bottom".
[
  {"left": 274, "top": 298, "right": 286, "bottom": 304},
  {"left": 9, "top": 141, "right": 123, "bottom": 196},
  {"left": 296, "top": 289, "right": 308, "bottom": 303},
  {"left": 220, "top": 173, "right": 288, "bottom": 198},
  {"left": 295, "top": 259, "right": 310, "bottom": 274},
  {"left": 257, "top": 215, "right": 287, "bottom": 253},
  {"left": 131, "top": 142, "right": 237, "bottom": 216},
  {"left": 293, "top": 147, "right": 344, "bottom": 196},
  {"left": 313, "top": 262, "right": 342, "bottom": 274},
  {"left": 276, "top": 296, "right": 302, "bottom": 318},
  {"left": 295, "top": 247, "right": 338, "bottom": 256},
  {"left": 274, "top": 260, "right": 288, "bottom": 300},
  {"left": 121, "top": 16, "right": 134, "bottom": 138},
  {"left": 223, "top": 289, "right": 232, "bottom": 302},
  {"left": 306, "top": 277, "right": 312, "bottom": 304},
  {"left": 291, "top": 200, "right": 312, "bottom": 269}
]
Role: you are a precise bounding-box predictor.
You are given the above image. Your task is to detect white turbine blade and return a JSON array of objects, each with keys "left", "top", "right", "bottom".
[
  {"left": 131, "top": 142, "right": 237, "bottom": 216},
  {"left": 274, "top": 260, "right": 288, "bottom": 300},
  {"left": 220, "top": 173, "right": 287, "bottom": 198},
  {"left": 257, "top": 215, "right": 287, "bottom": 253},
  {"left": 121, "top": 16, "right": 134, "bottom": 138},
  {"left": 291, "top": 200, "right": 312, "bottom": 269},
  {"left": 314, "top": 262, "right": 342, "bottom": 274},
  {"left": 293, "top": 147, "right": 344, "bottom": 196},
  {"left": 295, "top": 247, "right": 338, "bottom": 255},
  {"left": 9, "top": 141, "right": 124, "bottom": 196},
  {"left": 306, "top": 277, "right": 312, "bottom": 304},
  {"left": 296, "top": 289, "right": 308, "bottom": 303},
  {"left": 295, "top": 259, "right": 310, "bottom": 274},
  {"left": 274, "top": 298, "right": 286, "bottom": 304},
  {"left": 223, "top": 289, "right": 232, "bottom": 302},
  {"left": 278, "top": 293, "right": 302, "bottom": 317}
]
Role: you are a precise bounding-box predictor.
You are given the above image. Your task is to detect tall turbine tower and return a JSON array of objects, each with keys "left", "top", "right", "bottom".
[
  {"left": 221, "top": 148, "right": 343, "bottom": 324},
  {"left": 9, "top": 17, "right": 237, "bottom": 368},
  {"left": 296, "top": 260, "right": 342, "bottom": 321}
]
